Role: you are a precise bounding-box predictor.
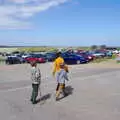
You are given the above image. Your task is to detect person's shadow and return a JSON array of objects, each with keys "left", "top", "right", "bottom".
[
  {"left": 36, "top": 86, "right": 74, "bottom": 103},
  {"left": 58, "top": 85, "right": 74, "bottom": 101},
  {"left": 37, "top": 93, "right": 51, "bottom": 104}
]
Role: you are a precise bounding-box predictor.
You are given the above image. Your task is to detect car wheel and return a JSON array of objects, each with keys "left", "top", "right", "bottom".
[
  {"left": 37, "top": 61, "right": 40, "bottom": 63},
  {"left": 6, "top": 61, "right": 9, "bottom": 65},
  {"left": 76, "top": 60, "right": 81, "bottom": 64},
  {"left": 46, "top": 59, "right": 49, "bottom": 62}
]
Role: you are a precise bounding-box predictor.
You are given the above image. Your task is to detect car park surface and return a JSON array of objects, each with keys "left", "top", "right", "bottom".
[{"left": 0, "top": 61, "right": 120, "bottom": 120}]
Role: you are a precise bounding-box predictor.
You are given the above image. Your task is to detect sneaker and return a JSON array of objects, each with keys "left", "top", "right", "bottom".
[
  {"left": 55, "top": 97, "right": 59, "bottom": 101},
  {"left": 32, "top": 100, "right": 37, "bottom": 104}
]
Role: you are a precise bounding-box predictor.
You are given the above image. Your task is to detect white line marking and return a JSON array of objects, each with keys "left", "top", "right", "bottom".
[
  {"left": 0, "top": 70, "right": 119, "bottom": 93},
  {"left": 0, "top": 80, "right": 56, "bottom": 93},
  {"left": 0, "top": 86, "right": 31, "bottom": 93}
]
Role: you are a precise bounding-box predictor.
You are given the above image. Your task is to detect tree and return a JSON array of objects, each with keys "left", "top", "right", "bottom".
[
  {"left": 91, "top": 45, "right": 97, "bottom": 50},
  {"left": 100, "top": 45, "right": 106, "bottom": 50}
]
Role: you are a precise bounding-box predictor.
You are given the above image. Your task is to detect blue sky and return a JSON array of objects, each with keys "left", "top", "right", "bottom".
[{"left": 0, "top": 0, "right": 120, "bottom": 46}]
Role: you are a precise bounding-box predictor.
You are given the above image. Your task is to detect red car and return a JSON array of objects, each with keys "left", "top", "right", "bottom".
[
  {"left": 76, "top": 52, "right": 94, "bottom": 61},
  {"left": 25, "top": 54, "right": 46, "bottom": 63}
]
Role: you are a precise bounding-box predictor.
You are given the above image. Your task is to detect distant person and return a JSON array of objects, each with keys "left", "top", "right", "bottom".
[
  {"left": 30, "top": 61, "right": 41, "bottom": 104},
  {"left": 52, "top": 52, "right": 69, "bottom": 100},
  {"left": 55, "top": 63, "right": 69, "bottom": 101}
]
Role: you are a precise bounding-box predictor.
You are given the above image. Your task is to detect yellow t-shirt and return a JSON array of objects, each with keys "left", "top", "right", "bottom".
[{"left": 53, "top": 57, "right": 68, "bottom": 73}]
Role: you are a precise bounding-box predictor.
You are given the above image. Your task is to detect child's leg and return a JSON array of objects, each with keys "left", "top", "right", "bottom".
[
  {"left": 56, "top": 83, "right": 59, "bottom": 99},
  {"left": 31, "top": 84, "right": 39, "bottom": 104},
  {"left": 56, "top": 84, "right": 64, "bottom": 99},
  {"left": 56, "top": 83, "right": 60, "bottom": 92},
  {"left": 62, "top": 84, "right": 67, "bottom": 96},
  {"left": 31, "top": 84, "right": 35, "bottom": 101}
]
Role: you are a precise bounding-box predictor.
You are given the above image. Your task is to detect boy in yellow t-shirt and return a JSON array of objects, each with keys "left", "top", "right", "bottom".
[
  {"left": 56, "top": 63, "right": 69, "bottom": 101},
  {"left": 52, "top": 52, "right": 69, "bottom": 100},
  {"left": 53, "top": 52, "right": 68, "bottom": 75}
]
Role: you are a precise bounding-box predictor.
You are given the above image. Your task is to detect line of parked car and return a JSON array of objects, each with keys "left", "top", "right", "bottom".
[
  {"left": 5, "top": 52, "right": 56, "bottom": 65},
  {"left": 5, "top": 49, "right": 113, "bottom": 65}
]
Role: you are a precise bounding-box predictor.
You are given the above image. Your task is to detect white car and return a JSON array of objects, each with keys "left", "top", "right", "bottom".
[
  {"left": 112, "top": 50, "right": 119, "bottom": 54},
  {"left": 22, "top": 54, "right": 31, "bottom": 58}
]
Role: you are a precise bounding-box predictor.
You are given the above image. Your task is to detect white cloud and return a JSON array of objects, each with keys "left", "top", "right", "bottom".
[
  {"left": 9, "top": 0, "right": 29, "bottom": 4},
  {"left": 0, "top": 17, "right": 31, "bottom": 29},
  {"left": 0, "top": 0, "right": 69, "bottom": 29},
  {"left": 0, "top": 5, "right": 30, "bottom": 29}
]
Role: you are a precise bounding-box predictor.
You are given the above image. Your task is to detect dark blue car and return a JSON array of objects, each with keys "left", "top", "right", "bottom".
[
  {"left": 61, "top": 53, "right": 88, "bottom": 64},
  {"left": 44, "top": 52, "right": 56, "bottom": 62},
  {"left": 6, "top": 55, "right": 26, "bottom": 64}
]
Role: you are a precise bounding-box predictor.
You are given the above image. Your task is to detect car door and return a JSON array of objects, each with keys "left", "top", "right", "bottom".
[
  {"left": 67, "top": 54, "right": 76, "bottom": 64},
  {"left": 69, "top": 55, "right": 77, "bottom": 64},
  {"left": 62, "top": 53, "right": 70, "bottom": 64}
]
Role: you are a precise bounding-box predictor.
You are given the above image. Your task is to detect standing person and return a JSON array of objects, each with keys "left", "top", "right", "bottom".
[
  {"left": 30, "top": 61, "right": 41, "bottom": 104},
  {"left": 52, "top": 52, "right": 69, "bottom": 100},
  {"left": 56, "top": 63, "right": 69, "bottom": 101},
  {"left": 53, "top": 52, "right": 69, "bottom": 76},
  {"left": 52, "top": 52, "right": 64, "bottom": 76}
]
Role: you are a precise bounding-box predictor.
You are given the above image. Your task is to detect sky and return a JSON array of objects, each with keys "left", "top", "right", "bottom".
[{"left": 0, "top": 0, "right": 120, "bottom": 46}]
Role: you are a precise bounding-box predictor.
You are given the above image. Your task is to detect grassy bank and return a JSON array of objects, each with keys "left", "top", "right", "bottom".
[
  {"left": 0, "top": 48, "right": 17, "bottom": 53},
  {"left": 0, "top": 56, "right": 5, "bottom": 64}
]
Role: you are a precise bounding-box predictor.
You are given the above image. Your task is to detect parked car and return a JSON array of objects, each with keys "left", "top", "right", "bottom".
[
  {"left": 90, "top": 50, "right": 106, "bottom": 58},
  {"left": 105, "top": 50, "right": 113, "bottom": 57},
  {"left": 112, "top": 50, "right": 119, "bottom": 54},
  {"left": 44, "top": 52, "right": 56, "bottom": 62},
  {"left": 25, "top": 54, "right": 46, "bottom": 63},
  {"left": 61, "top": 53, "right": 88, "bottom": 64},
  {"left": 22, "top": 53, "right": 32, "bottom": 58},
  {"left": 6, "top": 56, "right": 25, "bottom": 64},
  {"left": 76, "top": 52, "right": 94, "bottom": 61}
]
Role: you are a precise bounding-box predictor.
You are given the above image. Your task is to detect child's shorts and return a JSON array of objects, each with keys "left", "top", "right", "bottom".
[{"left": 56, "top": 83, "right": 65, "bottom": 91}]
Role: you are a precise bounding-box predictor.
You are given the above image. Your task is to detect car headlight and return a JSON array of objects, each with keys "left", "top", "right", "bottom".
[{"left": 88, "top": 56, "right": 92, "bottom": 59}]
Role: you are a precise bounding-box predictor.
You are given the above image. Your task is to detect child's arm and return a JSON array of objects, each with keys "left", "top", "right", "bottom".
[
  {"left": 36, "top": 68, "right": 41, "bottom": 84},
  {"left": 64, "top": 64, "right": 69, "bottom": 73},
  {"left": 52, "top": 61, "right": 57, "bottom": 76},
  {"left": 64, "top": 71, "right": 69, "bottom": 81}
]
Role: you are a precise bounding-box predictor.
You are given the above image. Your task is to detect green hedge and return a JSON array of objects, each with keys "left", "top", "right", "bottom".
[
  {"left": 0, "top": 56, "right": 5, "bottom": 64},
  {"left": 17, "top": 47, "right": 58, "bottom": 52},
  {"left": 112, "top": 54, "right": 117, "bottom": 59}
]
